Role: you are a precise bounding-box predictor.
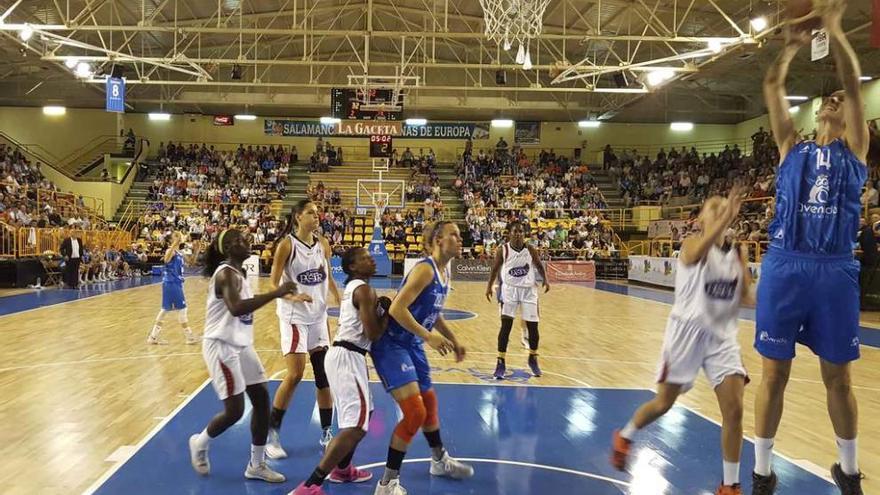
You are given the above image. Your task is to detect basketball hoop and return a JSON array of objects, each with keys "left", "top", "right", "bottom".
[{"left": 478, "top": 0, "right": 551, "bottom": 52}]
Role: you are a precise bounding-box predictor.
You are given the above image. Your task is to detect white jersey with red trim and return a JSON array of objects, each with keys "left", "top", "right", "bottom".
[
  {"left": 276, "top": 234, "right": 329, "bottom": 324},
  {"left": 203, "top": 263, "right": 254, "bottom": 347}
]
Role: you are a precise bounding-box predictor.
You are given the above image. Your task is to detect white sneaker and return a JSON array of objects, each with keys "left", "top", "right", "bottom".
[
  {"left": 184, "top": 332, "right": 201, "bottom": 345},
  {"left": 244, "top": 462, "right": 286, "bottom": 483},
  {"left": 320, "top": 428, "right": 334, "bottom": 449},
  {"left": 188, "top": 434, "right": 210, "bottom": 475},
  {"left": 430, "top": 452, "right": 474, "bottom": 479},
  {"left": 146, "top": 334, "right": 168, "bottom": 345},
  {"left": 266, "top": 429, "right": 287, "bottom": 459},
  {"left": 373, "top": 478, "right": 407, "bottom": 495}
]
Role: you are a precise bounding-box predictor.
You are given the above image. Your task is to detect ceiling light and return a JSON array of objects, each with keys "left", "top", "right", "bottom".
[
  {"left": 578, "top": 120, "right": 601, "bottom": 128},
  {"left": 42, "top": 106, "right": 66, "bottom": 116},
  {"left": 784, "top": 95, "right": 809, "bottom": 101},
  {"left": 64, "top": 58, "right": 78, "bottom": 69},
  {"left": 19, "top": 26, "right": 33, "bottom": 41},
  {"left": 789, "top": 106, "right": 800, "bottom": 114},
  {"left": 594, "top": 87, "right": 650, "bottom": 94},
  {"left": 320, "top": 116, "right": 341, "bottom": 125},
  {"left": 646, "top": 68, "right": 674, "bottom": 87},
  {"left": 708, "top": 39, "right": 723, "bottom": 54},
  {"left": 750, "top": 16, "right": 768, "bottom": 31},
  {"left": 405, "top": 118, "right": 427, "bottom": 126},
  {"left": 74, "top": 62, "right": 92, "bottom": 78},
  {"left": 491, "top": 119, "right": 514, "bottom": 128},
  {"left": 860, "top": 76, "right": 873, "bottom": 81},
  {"left": 234, "top": 114, "right": 257, "bottom": 121},
  {"left": 148, "top": 112, "right": 171, "bottom": 121},
  {"left": 670, "top": 122, "right": 694, "bottom": 131}
]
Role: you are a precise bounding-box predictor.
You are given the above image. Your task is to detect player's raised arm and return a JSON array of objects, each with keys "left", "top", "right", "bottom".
[
  {"left": 763, "top": 27, "right": 811, "bottom": 161},
  {"left": 823, "top": 1, "right": 870, "bottom": 162}
]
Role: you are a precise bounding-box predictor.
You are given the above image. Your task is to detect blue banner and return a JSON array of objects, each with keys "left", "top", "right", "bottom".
[
  {"left": 106, "top": 77, "right": 125, "bottom": 113},
  {"left": 369, "top": 227, "right": 392, "bottom": 277},
  {"left": 264, "top": 119, "right": 489, "bottom": 139}
]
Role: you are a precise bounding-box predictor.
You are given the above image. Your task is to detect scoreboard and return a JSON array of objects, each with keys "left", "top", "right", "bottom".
[
  {"left": 330, "top": 88, "right": 403, "bottom": 121},
  {"left": 369, "top": 135, "right": 393, "bottom": 158}
]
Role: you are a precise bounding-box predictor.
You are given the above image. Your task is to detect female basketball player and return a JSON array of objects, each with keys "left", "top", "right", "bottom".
[
  {"left": 147, "top": 231, "right": 200, "bottom": 345},
  {"left": 289, "top": 247, "right": 391, "bottom": 494},
  {"left": 611, "top": 189, "right": 750, "bottom": 495},
  {"left": 188, "top": 228, "right": 300, "bottom": 483},
  {"left": 753, "top": 4, "right": 868, "bottom": 493},
  {"left": 268, "top": 199, "right": 341, "bottom": 458},
  {"left": 371, "top": 220, "right": 473, "bottom": 495},
  {"left": 486, "top": 220, "right": 550, "bottom": 379}
]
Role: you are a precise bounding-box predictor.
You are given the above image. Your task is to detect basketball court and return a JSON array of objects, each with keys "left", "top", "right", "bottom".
[{"left": 2, "top": 275, "right": 879, "bottom": 494}]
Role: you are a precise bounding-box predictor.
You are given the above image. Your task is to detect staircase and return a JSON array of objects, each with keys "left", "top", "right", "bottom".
[
  {"left": 298, "top": 162, "right": 465, "bottom": 222},
  {"left": 590, "top": 168, "right": 633, "bottom": 232}
]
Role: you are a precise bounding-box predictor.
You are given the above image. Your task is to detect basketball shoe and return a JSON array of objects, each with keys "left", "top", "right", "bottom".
[
  {"left": 831, "top": 463, "right": 864, "bottom": 495},
  {"left": 716, "top": 483, "right": 742, "bottom": 495},
  {"left": 493, "top": 358, "right": 506, "bottom": 380},
  {"left": 245, "top": 461, "right": 286, "bottom": 483},
  {"left": 328, "top": 464, "right": 373, "bottom": 483},
  {"left": 750, "top": 471, "right": 777, "bottom": 495},
  {"left": 430, "top": 451, "right": 474, "bottom": 479},
  {"left": 188, "top": 434, "right": 210, "bottom": 475},
  {"left": 373, "top": 479, "right": 407, "bottom": 495},
  {"left": 266, "top": 428, "right": 288, "bottom": 459},
  {"left": 610, "top": 430, "right": 631, "bottom": 471},
  {"left": 528, "top": 354, "right": 542, "bottom": 377},
  {"left": 288, "top": 483, "right": 325, "bottom": 495}
]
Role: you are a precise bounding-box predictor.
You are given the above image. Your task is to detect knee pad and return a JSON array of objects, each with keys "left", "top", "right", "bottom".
[
  {"left": 393, "top": 394, "right": 427, "bottom": 443},
  {"left": 310, "top": 348, "right": 329, "bottom": 389},
  {"left": 421, "top": 389, "right": 439, "bottom": 428},
  {"left": 177, "top": 307, "right": 189, "bottom": 325}
]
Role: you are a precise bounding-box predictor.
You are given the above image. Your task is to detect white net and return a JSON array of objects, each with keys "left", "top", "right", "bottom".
[{"left": 479, "top": 0, "right": 551, "bottom": 48}]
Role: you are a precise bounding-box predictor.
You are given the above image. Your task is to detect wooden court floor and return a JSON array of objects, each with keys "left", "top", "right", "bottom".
[{"left": 0, "top": 278, "right": 877, "bottom": 494}]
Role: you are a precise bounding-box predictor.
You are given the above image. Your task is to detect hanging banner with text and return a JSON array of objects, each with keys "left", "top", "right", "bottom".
[
  {"left": 514, "top": 121, "right": 541, "bottom": 144},
  {"left": 264, "top": 120, "right": 490, "bottom": 139},
  {"left": 105, "top": 77, "right": 125, "bottom": 113}
]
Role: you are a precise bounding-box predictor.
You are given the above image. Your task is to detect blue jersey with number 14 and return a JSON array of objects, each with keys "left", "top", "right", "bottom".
[
  {"left": 383, "top": 258, "right": 450, "bottom": 346},
  {"left": 768, "top": 139, "right": 866, "bottom": 256}
]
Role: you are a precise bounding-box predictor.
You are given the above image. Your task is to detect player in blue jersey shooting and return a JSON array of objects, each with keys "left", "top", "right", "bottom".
[
  {"left": 751, "top": 2, "right": 869, "bottom": 494},
  {"left": 147, "top": 231, "right": 202, "bottom": 345}
]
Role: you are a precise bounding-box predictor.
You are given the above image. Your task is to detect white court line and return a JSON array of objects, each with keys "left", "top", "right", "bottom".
[
  {"left": 0, "top": 280, "right": 161, "bottom": 319},
  {"left": 355, "top": 457, "right": 630, "bottom": 487},
  {"left": 81, "top": 379, "right": 211, "bottom": 495}
]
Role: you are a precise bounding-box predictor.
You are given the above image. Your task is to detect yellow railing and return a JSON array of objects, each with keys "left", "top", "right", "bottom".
[
  {"left": 621, "top": 238, "right": 766, "bottom": 262},
  {"left": 15, "top": 227, "right": 133, "bottom": 258},
  {"left": 0, "top": 221, "right": 16, "bottom": 259},
  {"left": 26, "top": 186, "right": 107, "bottom": 226}
]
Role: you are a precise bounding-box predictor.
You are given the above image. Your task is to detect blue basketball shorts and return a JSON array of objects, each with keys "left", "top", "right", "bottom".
[
  {"left": 755, "top": 250, "right": 860, "bottom": 364},
  {"left": 370, "top": 335, "right": 432, "bottom": 392},
  {"left": 162, "top": 283, "right": 187, "bottom": 311}
]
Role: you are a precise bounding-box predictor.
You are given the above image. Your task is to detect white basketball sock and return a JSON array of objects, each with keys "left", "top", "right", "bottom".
[
  {"left": 723, "top": 460, "right": 740, "bottom": 486},
  {"left": 754, "top": 437, "right": 774, "bottom": 476},
  {"left": 836, "top": 436, "right": 858, "bottom": 475},
  {"left": 620, "top": 420, "right": 638, "bottom": 440},
  {"left": 250, "top": 444, "right": 266, "bottom": 467},
  {"left": 195, "top": 428, "right": 211, "bottom": 450}
]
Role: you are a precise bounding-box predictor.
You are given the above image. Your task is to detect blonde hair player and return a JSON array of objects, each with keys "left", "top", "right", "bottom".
[
  {"left": 147, "top": 231, "right": 200, "bottom": 345},
  {"left": 188, "top": 229, "right": 298, "bottom": 483},
  {"left": 611, "top": 188, "right": 752, "bottom": 495},
  {"left": 268, "top": 199, "right": 341, "bottom": 458},
  {"left": 752, "top": 2, "right": 869, "bottom": 493}
]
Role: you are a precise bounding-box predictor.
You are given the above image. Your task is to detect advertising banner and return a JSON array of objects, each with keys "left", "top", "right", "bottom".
[
  {"left": 545, "top": 261, "right": 596, "bottom": 283},
  {"left": 514, "top": 121, "right": 540, "bottom": 144},
  {"left": 264, "top": 119, "right": 490, "bottom": 139},
  {"left": 628, "top": 255, "right": 761, "bottom": 288},
  {"left": 647, "top": 219, "right": 689, "bottom": 239}
]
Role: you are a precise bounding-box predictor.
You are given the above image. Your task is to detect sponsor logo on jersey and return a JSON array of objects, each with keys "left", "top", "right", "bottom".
[
  {"left": 507, "top": 264, "right": 530, "bottom": 278},
  {"left": 296, "top": 267, "right": 327, "bottom": 285},
  {"left": 400, "top": 363, "right": 415, "bottom": 373},
  {"left": 800, "top": 174, "right": 838, "bottom": 215},
  {"left": 758, "top": 331, "right": 787, "bottom": 345},
  {"left": 704, "top": 279, "right": 738, "bottom": 300},
  {"left": 851, "top": 336, "right": 860, "bottom": 347},
  {"left": 239, "top": 312, "right": 254, "bottom": 325}
]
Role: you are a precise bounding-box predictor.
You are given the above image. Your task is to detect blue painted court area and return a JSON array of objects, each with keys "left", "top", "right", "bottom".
[
  {"left": 0, "top": 276, "right": 160, "bottom": 316},
  {"left": 91, "top": 382, "right": 834, "bottom": 495},
  {"left": 595, "top": 281, "right": 880, "bottom": 350}
]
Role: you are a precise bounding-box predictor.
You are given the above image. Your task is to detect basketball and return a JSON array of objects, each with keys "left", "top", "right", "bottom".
[
  {"left": 376, "top": 295, "right": 392, "bottom": 317},
  {"left": 786, "top": 0, "right": 822, "bottom": 32}
]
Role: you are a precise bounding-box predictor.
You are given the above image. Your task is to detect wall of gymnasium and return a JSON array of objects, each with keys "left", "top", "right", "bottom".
[{"left": 733, "top": 79, "right": 880, "bottom": 144}]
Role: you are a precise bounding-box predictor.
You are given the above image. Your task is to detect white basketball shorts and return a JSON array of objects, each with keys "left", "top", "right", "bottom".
[
  {"left": 203, "top": 338, "right": 267, "bottom": 401},
  {"left": 656, "top": 316, "right": 747, "bottom": 393},
  {"left": 500, "top": 285, "right": 540, "bottom": 322},
  {"left": 325, "top": 345, "right": 373, "bottom": 431},
  {"left": 280, "top": 317, "right": 330, "bottom": 355}
]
